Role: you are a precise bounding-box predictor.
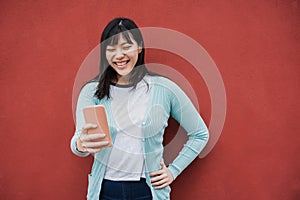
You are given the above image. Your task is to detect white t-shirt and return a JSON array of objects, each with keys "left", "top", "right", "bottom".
[{"left": 103, "top": 77, "right": 151, "bottom": 181}]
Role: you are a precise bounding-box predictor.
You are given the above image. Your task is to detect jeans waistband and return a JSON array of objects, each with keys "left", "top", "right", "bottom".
[{"left": 100, "top": 178, "right": 152, "bottom": 200}]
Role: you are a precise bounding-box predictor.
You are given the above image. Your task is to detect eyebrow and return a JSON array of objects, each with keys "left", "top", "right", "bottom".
[
  {"left": 107, "top": 42, "right": 131, "bottom": 47},
  {"left": 121, "top": 42, "right": 131, "bottom": 45}
]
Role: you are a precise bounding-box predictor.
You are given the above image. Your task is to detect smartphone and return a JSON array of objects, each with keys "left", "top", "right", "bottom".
[{"left": 82, "top": 105, "right": 112, "bottom": 147}]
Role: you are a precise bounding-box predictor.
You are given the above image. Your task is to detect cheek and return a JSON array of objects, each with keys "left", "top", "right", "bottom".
[
  {"left": 130, "top": 51, "right": 139, "bottom": 63},
  {"left": 105, "top": 53, "right": 112, "bottom": 63}
]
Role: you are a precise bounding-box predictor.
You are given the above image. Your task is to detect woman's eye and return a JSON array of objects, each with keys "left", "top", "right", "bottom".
[
  {"left": 123, "top": 46, "right": 132, "bottom": 50},
  {"left": 106, "top": 48, "right": 115, "bottom": 52}
]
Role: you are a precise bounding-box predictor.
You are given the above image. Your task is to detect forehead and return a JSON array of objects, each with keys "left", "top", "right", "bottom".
[{"left": 107, "top": 32, "right": 137, "bottom": 46}]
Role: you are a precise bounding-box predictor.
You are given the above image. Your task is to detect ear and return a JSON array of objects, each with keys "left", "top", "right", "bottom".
[
  {"left": 138, "top": 46, "right": 142, "bottom": 54},
  {"left": 138, "top": 42, "right": 143, "bottom": 53}
]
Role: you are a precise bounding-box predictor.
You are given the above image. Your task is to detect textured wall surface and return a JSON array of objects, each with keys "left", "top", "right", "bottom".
[{"left": 0, "top": 0, "right": 299, "bottom": 199}]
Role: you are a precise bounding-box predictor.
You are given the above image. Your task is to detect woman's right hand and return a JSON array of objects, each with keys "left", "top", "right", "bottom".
[{"left": 76, "top": 123, "right": 109, "bottom": 154}]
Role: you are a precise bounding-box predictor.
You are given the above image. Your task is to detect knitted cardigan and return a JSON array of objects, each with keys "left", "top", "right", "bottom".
[{"left": 70, "top": 76, "right": 209, "bottom": 200}]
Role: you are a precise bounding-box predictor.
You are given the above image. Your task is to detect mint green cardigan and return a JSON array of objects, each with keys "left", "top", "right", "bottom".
[{"left": 70, "top": 76, "right": 209, "bottom": 200}]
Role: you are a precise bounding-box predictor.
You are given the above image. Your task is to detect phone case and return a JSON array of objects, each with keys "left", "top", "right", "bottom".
[{"left": 82, "top": 105, "right": 112, "bottom": 147}]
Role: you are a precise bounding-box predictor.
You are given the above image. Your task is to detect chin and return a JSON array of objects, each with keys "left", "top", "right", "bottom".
[{"left": 116, "top": 69, "right": 132, "bottom": 76}]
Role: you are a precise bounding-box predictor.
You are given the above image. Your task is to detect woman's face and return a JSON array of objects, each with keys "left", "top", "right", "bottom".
[{"left": 106, "top": 33, "right": 142, "bottom": 84}]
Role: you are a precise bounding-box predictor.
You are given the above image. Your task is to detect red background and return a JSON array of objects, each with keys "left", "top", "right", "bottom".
[{"left": 0, "top": 0, "right": 299, "bottom": 199}]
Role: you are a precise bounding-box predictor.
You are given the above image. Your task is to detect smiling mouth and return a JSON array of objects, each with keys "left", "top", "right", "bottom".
[{"left": 113, "top": 60, "right": 130, "bottom": 67}]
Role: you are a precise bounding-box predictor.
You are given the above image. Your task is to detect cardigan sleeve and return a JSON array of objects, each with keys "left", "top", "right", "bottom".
[
  {"left": 70, "top": 82, "right": 98, "bottom": 157},
  {"left": 165, "top": 78, "right": 209, "bottom": 180}
]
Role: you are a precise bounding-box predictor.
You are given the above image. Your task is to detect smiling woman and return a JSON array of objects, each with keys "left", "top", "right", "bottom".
[
  {"left": 105, "top": 33, "right": 142, "bottom": 84},
  {"left": 94, "top": 18, "right": 149, "bottom": 100},
  {"left": 70, "top": 17, "right": 209, "bottom": 200}
]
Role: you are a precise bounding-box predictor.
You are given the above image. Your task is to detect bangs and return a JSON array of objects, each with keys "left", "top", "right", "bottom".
[{"left": 107, "top": 25, "right": 133, "bottom": 46}]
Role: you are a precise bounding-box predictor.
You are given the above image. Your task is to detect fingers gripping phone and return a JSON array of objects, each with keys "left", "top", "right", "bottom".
[{"left": 83, "top": 105, "right": 112, "bottom": 147}]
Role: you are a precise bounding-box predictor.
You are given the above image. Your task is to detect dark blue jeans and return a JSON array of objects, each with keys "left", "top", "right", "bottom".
[{"left": 99, "top": 178, "right": 152, "bottom": 200}]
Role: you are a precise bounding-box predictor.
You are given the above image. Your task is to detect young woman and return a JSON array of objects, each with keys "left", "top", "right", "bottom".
[{"left": 70, "top": 18, "right": 209, "bottom": 200}]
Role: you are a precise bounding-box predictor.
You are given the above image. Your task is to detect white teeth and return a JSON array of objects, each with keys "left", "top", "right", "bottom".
[{"left": 115, "top": 61, "right": 128, "bottom": 66}]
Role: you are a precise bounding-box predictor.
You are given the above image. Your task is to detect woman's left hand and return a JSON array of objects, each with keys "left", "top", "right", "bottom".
[{"left": 150, "top": 161, "right": 174, "bottom": 189}]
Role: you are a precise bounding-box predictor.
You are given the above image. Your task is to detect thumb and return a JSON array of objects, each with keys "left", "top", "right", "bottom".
[{"left": 160, "top": 161, "right": 166, "bottom": 168}]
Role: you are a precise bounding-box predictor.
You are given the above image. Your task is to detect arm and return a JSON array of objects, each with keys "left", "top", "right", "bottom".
[
  {"left": 70, "top": 82, "right": 98, "bottom": 157},
  {"left": 150, "top": 78, "right": 209, "bottom": 188},
  {"left": 167, "top": 80, "right": 209, "bottom": 180}
]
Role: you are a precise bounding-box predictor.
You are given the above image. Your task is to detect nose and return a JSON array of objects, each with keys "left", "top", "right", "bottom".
[{"left": 115, "top": 49, "right": 125, "bottom": 59}]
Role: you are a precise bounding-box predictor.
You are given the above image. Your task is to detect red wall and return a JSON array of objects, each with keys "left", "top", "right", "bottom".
[{"left": 0, "top": 1, "right": 299, "bottom": 199}]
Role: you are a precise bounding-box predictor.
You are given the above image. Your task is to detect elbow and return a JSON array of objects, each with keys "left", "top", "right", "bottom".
[
  {"left": 205, "top": 127, "right": 210, "bottom": 143},
  {"left": 196, "top": 126, "right": 209, "bottom": 143}
]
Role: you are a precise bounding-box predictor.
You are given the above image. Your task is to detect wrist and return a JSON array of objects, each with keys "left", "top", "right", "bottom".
[{"left": 76, "top": 137, "right": 86, "bottom": 153}]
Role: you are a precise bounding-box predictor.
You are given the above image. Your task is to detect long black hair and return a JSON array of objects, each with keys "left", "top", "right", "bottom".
[{"left": 94, "top": 17, "right": 150, "bottom": 100}]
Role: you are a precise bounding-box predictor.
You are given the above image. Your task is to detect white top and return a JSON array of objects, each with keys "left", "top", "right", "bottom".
[{"left": 103, "top": 77, "right": 151, "bottom": 181}]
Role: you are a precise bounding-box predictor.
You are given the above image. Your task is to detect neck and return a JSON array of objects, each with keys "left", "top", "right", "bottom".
[{"left": 116, "top": 75, "right": 130, "bottom": 85}]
